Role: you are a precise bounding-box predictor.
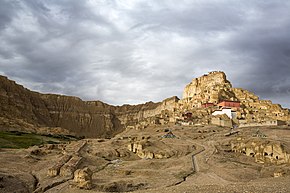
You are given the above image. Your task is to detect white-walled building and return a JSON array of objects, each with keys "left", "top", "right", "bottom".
[{"left": 212, "top": 107, "right": 236, "bottom": 119}]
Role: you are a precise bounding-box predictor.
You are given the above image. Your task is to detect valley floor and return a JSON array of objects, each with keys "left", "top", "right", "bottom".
[{"left": 0, "top": 125, "right": 290, "bottom": 193}]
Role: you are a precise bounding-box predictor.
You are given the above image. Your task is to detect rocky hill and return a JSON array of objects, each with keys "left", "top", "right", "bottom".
[
  {"left": 180, "top": 71, "right": 290, "bottom": 124},
  {"left": 0, "top": 72, "right": 289, "bottom": 138},
  {"left": 182, "top": 71, "right": 236, "bottom": 104}
]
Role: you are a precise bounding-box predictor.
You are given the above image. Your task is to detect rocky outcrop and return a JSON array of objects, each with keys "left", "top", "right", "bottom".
[
  {"left": 180, "top": 71, "right": 290, "bottom": 125},
  {"left": 127, "top": 140, "right": 155, "bottom": 159},
  {"left": 182, "top": 71, "right": 235, "bottom": 105},
  {"left": 47, "top": 155, "right": 72, "bottom": 177},
  {"left": 231, "top": 137, "right": 290, "bottom": 164},
  {"left": 73, "top": 167, "right": 93, "bottom": 190},
  {"left": 47, "top": 140, "right": 87, "bottom": 177},
  {"left": 60, "top": 156, "right": 83, "bottom": 177}
]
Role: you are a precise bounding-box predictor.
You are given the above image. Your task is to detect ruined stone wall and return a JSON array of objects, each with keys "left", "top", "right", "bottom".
[
  {"left": 239, "top": 120, "right": 286, "bottom": 128},
  {"left": 211, "top": 114, "right": 232, "bottom": 127}
]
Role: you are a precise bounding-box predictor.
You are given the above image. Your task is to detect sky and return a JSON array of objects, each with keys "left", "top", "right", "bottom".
[{"left": 0, "top": 0, "right": 289, "bottom": 108}]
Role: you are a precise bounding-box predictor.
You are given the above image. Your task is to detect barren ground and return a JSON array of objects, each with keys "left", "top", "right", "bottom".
[{"left": 0, "top": 125, "right": 290, "bottom": 193}]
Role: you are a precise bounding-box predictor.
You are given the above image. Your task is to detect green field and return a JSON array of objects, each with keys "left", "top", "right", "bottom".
[{"left": 0, "top": 131, "right": 78, "bottom": 148}]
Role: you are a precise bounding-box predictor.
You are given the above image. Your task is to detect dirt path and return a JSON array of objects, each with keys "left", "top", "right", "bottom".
[{"left": 188, "top": 140, "right": 231, "bottom": 186}]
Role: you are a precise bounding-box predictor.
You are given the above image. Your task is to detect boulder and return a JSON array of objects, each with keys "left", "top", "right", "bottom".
[{"left": 73, "top": 167, "right": 93, "bottom": 190}]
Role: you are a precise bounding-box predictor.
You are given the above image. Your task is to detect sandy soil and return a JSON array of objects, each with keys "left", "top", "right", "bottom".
[{"left": 0, "top": 125, "right": 290, "bottom": 193}]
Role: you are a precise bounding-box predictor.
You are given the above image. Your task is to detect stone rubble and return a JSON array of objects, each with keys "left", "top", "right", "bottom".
[{"left": 73, "top": 167, "right": 93, "bottom": 190}]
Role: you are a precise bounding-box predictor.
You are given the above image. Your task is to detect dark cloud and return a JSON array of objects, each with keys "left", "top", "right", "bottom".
[
  {"left": 0, "top": 0, "right": 289, "bottom": 108},
  {"left": 0, "top": 0, "right": 18, "bottom": 30}
]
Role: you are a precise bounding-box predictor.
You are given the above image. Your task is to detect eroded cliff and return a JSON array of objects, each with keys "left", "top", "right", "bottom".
[
  {"left": 1, "top": 71, "right": 289, "bottom": 138},
  {"left": 0, "top": 75, "right": 124, "bottom": 137},
  {"left": 0, "top": 75, "right": 177, "bottom": 137}
]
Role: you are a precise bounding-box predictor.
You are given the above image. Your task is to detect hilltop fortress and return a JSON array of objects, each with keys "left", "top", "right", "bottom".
[{"left": 0, "top": 71, "right": 289, "bottom": 137}]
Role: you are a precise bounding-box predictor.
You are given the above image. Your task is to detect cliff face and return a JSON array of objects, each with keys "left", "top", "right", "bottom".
[
  {"left": 41, "top": 96, "right": 122, "bottom": 137},
  {"left": 182, "top": 71, "right": 236, "bottom": 106},
  {"left": 0, "top": 75, "right": 178, "bottom": 137},
  {"left": 0, "top": 76, "right": 50, "bottom": 131},
  {"left": 0, "top": 75, "right": 123, "bottom": 137}
]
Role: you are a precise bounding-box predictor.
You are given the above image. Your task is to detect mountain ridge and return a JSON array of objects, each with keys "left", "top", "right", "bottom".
[{"left": 0, "top": 72, "right": 289, "bottom": 138}]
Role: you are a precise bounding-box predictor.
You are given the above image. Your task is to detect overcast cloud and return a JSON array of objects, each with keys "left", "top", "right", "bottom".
[{"left": 0, "top": 0, "right": 289, "bottom": 108}]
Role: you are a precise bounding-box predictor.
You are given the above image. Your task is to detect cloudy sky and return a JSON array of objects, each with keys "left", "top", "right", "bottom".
[{"left": 0, "top": 0, "right": 289, "bottom": 108}]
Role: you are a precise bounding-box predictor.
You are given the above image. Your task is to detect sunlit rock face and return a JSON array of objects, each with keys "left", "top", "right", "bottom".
[
  {"left": 0, "top": 75, "right": 178, "bottom": 138},
  {"left": 181, "top": 71, "right": 290, "bottom": 124},
  {"left": 231, "top": 137, "right": 290, "bottom": 165},
  {"left": 73, "top": 167, "right": 93, "bottom": 190},
  {"left": 182, "top": 71, "right": 236, "bottom": 107},
  {"left": 0, "top": 75, "right": 121, "bottom": 138}
]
